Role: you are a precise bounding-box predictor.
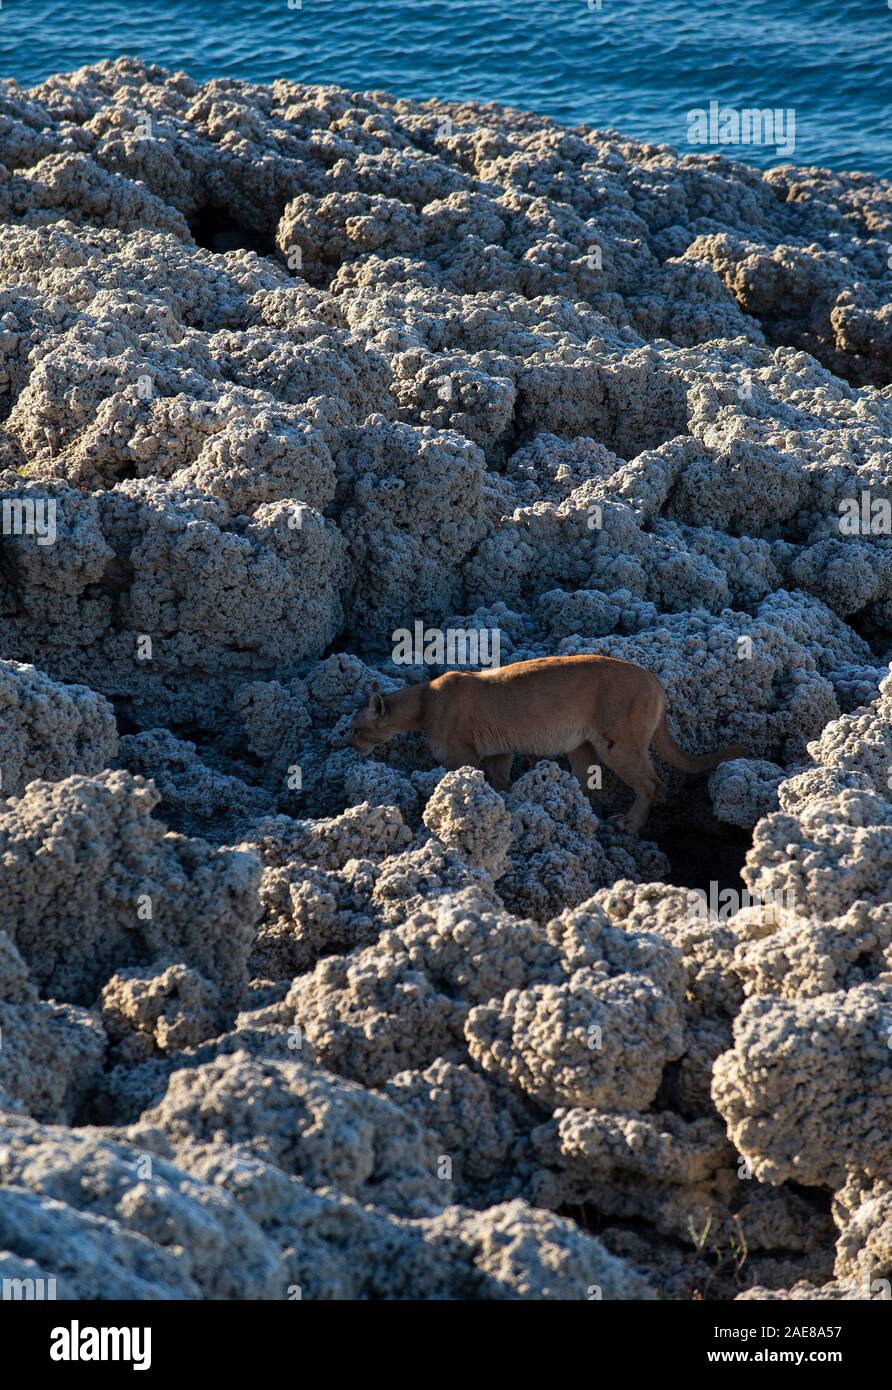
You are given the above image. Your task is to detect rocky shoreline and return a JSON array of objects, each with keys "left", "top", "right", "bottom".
[{"left": 0, "top": 57, "right": 891, "bottom": 1299}]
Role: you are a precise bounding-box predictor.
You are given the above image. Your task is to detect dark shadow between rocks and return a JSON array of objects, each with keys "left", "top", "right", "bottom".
[
  {"left": 655, "top": 822, "right": 750, "bottom": 898},
  {"left": 188, "top": 203, "right": 278, "bottom": 256}
]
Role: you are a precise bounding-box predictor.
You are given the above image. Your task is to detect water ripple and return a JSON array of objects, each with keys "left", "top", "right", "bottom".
[{"left": 0, "top": 0, "right": 889, "bottom": 174}]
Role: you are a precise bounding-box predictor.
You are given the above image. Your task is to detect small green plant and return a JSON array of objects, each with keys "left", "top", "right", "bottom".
[{"left": 689, "top": 1212, "right": 749, "bottom": 1300}]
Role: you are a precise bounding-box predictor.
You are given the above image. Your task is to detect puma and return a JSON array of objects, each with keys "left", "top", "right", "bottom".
[{"left": 348, "top": 654, "right": 748, "bottom": 834}]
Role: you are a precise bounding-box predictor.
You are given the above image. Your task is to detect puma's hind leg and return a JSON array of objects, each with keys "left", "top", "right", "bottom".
[
  {"left": 481, "top": 753, "right": 513, "bottom": 792},
  {"left": 592, "top": 736, "right": 661, "bottom": 835},
  {"left": 568, "top": 741, "right": 599, "bottom": 804}
]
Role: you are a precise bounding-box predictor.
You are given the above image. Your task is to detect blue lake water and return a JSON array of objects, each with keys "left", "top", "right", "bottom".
[{"left": 1, "top": 0, "right": 890, "bottom": 176}]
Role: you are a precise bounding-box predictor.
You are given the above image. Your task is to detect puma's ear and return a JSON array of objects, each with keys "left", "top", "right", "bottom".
[{"left": 368, "top": 683, "right": 387, "bottom": 718}]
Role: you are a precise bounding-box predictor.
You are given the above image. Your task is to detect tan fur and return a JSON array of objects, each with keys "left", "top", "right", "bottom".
[{"left": 349, "top": 654, "right": 748, "bottom": 834}]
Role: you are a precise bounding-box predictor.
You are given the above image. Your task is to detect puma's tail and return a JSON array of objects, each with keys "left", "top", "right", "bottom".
[{"left": 652, "top": 711, "right": 748, "bottom": 773}]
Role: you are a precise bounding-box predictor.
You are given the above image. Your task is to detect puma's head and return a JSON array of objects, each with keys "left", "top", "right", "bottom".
[{"left": 349, "top": 683, "right": 394, "bottom": 753}]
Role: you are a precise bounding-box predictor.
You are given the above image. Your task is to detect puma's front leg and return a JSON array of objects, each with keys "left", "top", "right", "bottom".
[
  {"left": 430, "top": 741, "right": 482, "bottom": 773},
  {"left": 481, "top": 753, "right": 513, "bottom": 792}
]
